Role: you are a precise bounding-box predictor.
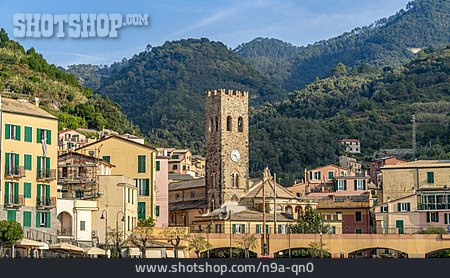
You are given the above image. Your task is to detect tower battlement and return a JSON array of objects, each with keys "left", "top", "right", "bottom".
[{"left": 206, "top": 89, "right": 248, "bottom": 97}]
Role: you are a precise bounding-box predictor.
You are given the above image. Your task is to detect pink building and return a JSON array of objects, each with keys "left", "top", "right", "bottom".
[
  {"left": 155, "top": 155, "right": 169, "bottom": 227},
  {"left": 58, "top": 130, "right": 88, "bottom": 152}
]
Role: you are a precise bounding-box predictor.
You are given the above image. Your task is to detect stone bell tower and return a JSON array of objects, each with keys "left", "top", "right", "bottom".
[{"left": 205, "top": 89, "right": 249, "bottom": 211}]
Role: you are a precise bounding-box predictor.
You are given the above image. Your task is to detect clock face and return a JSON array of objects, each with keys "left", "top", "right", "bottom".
[{"left": 230, "top": 150, "right": 241, "bottom": 162}]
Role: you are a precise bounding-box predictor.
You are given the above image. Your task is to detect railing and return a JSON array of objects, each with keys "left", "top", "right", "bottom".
[
  {"left": 57, "top": 229, "right": 73, "bottom": 237},
  {"left": 4, "top": 194, "right": 24, "bottom": 207},
  {"left": 418, "top": 203, "right": 450, "bottom": 210},
  {"left": 37, "top": 169, "right": 57, "bottom": 181},
  {"left": 5, "top": 166, "right": 25, "bottom": 178},
  {"left": 36, "top": 196, "right": 56, "bottom": 208}
]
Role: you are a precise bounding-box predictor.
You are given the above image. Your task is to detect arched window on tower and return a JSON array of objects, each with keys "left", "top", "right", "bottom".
[
  {"left": 226, "top": 116, "right": 232, "bottom": 131},
  {"left": 209, "top": 118, "right": 213, "bottom": 132},
  {"left": 215, "top": 116, "right": 219, "bottom": 132},
  {"left": 238, "top": 117, "right": 243, "bottom": 132},
  {"left": 231, "top": 173, "right": 239, "bottom": 188}
]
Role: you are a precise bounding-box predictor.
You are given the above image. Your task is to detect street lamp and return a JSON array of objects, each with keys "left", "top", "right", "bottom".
[
  {"left": 207, "top": 220, "right": 212, "bottom": 258},
  {"left": 116, "top": 211, "right": 126, "bottom": 257},
  {"left": 100, "top": 209, "right": 108, "bottom": 256}
]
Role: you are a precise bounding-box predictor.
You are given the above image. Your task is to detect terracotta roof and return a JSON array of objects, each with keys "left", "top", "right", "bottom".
[
  {"left": 1, "top": 98, "right": 57, "bottom": 120},
  {"left": 58, "top": 151, "right": 115, "bottom": 167},
  {"left": 76, "top": 135, "right": 156, "bottom": 151},
  {"left": 381, "top": 160, "right": 450, "bottom": 169},
  {"left": 169, "top": 178, "right": 205, "bottom": 191},
  {"left": 243, "top": 179, "right": 299, "bottom": 200},
  {"left": 169, "top": 174, "right": 195, "bottom": 181}
]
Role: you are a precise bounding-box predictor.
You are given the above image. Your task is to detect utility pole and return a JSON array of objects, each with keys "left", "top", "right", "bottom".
[
  {"left": 273, "top": 173, "right": 277, "bottom": 234},
  {"left": 262, "top": 170, "right": 267, "bottom": 256},
  {"left": 229, "top": 210, "right": 232, "bottom": 258},
  {"left": 412, "top": 114, "right": 417, "bottom": 156}
]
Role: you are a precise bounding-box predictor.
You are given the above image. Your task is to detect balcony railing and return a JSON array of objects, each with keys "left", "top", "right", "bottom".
[
  {"left": 5, "top": 166, "right": 25, "bottom": 178},
  {"left": 418, "top": 203, "right": 450, "bottom": 210},
  {"left": 37, "top": 169, "right": 57, "bottom": 181},
  {"left": 36, "top": 196, "right": 56, "bottom": 208},
  {"left": 4, "top": 194, "right": 24, "bottom": 207}
]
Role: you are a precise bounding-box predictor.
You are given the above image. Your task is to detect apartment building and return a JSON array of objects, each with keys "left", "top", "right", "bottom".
[
  {"left": 0, "top": 97, "right": 58, "bottom": 239},
  {"left": 368, "top": 156, "right": 407, "bottom": 186},
  {"left": 339, "top": 139, "right": 361, "bottom": 154},
  {"left": 58, "top": 130, "right": 88, "bottom": 152},
  {"left": 155, "top": 155, "right": 169, "bottom": 227}
]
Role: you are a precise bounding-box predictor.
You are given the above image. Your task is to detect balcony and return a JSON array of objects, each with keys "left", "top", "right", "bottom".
[
  {"left": 36, "top": 196, "right": 56, "bottom": 209},
  {"left": 418, "top": 203, "right": 450, "bottom": 210},
  {"left": 37, "top": 169, "right": 57, "bottom": 181},
  {"left": 5, "top": 166, "right": 25, "bottom": 178},
  {"left": 4, "top": 194, "right": 24, "bottom": 208}
]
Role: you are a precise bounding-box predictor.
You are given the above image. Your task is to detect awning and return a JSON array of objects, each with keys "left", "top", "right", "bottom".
[
  {"left": 84, "top": 247, "right": 107, "bottom": 256},
  {"left": 16, "top": 239, "right": 46, "bottom": 248},
  {"left": 146, "top": 249, "right": 162, "bottom": 258},
  {"left": 128, "top": 247, "right": 142, "bottom": 257},
  {"left": 166, "top": 250, "right": 174, "bottom": 258},
  {"left": 49, "top": 242, "right": 84, "bottom": 253}
]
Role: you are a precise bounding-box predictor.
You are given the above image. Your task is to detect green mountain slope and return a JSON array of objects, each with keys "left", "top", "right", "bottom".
[
  {"left": 0, "top": 29, "right": 139, "bottom": 135},
  {"left": 97, "top": 38, "right": 285, "bottom": 152},
  {"left": 250, "top": 47, "right": 450, "bottom": 184},
  {"left": 236, "top": 0, "right": 450, "bottom": 90}
]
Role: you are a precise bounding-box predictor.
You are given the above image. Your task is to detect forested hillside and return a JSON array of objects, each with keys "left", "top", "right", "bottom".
[
  {"left": 250, "top": 47, "right": 450, "bottom": 184},
  {"left": 0, "top": 29, "right": 140, "bottom": 135},
  {"left": 236, "top": 0, "right": 450, "bottom": 90},
  {"left": 97, "top": 38, "right": 285, "bottom": 152}
]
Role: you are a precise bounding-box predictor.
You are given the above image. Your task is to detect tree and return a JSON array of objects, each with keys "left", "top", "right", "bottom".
[
  {"left": 187, "top": 234, "right": 212, "bottom": 258},
  {"left": 130, "top": 227, "right": 155, "bottom": 258},
  {"left": 0, "top": 220, "right": 23, "bottom": 257},
  {"left": 108, "top": 229, "right": 126, "bottom": 258},
  {"left": 334, "top": 63, "right": 347, "bottom": 76},
  {"left": 236, "top": 234, "right": 258, "bottom": 258},
  {"left": 137, "top": 217, "right": 155, "bottom": 228},
  {"left": 307, "top": 241, "right": 330, "bottom": 258},
  {"left": 160, "top": 227, "right": 188, "bottom": 258},
  {"left": 291, "top": 204, "right": 330, "bottom": 234}
]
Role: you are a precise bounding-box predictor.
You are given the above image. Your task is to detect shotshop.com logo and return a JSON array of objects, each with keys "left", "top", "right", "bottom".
[{"left": 13, "top": 13, "right": 149, "bottom": 38}]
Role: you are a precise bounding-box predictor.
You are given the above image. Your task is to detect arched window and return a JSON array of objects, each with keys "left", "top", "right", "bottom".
[
  {"left": 231, "top": 173, "right": 239, "bottom": 188},
  {"left": 226, "top": 116, "right": 232, "bottom": 131},
  {"left": 286, "top": 206, "right": 293, "bottom": 215},
  {"left": 209, "top": 118, "right": 213, "bottom": 132},
  {"left": 238, "top": 117, "right": 243, "bottom": 132},
  {"left": 215, "top": 116, "right": 219, "bottom": 132}
]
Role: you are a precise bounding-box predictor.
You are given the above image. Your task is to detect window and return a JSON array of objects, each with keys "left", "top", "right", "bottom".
[
  {"left": 137, "top": 155, "right": 146, "bottom": 173},
  {"left": 237, "top": 117, "right": 243, "bottom": 132},
  {"left": 37, "top": 156, "right": 50, "bottom": 179},
  {"left": 427, "top": 172, "right": 434, "bottom": 184},
  {"left": 173, "top": 164, "right": 178, "bottom": 170},
  {"left": 138, "top": 202, "right": 146, "bottom": 220},
  {"left": 232, "top": 224, "right": 246, "bottom": 234},
  {"left": 328, "top": 171, "right": 334, "bottom": 180},
  {"left": 37, "top": 184, "right": 50, "bottom": 206},
  {"left": 24, "top": 126, "right": 32, "bottom": 142},
  {"left": 5, "top": 152, "right": 19, "bottom": 176},
  {"left": 336, "top": 212, "right": 342, "bottom": 221},
  {"left": 7, "top": 210, "right": 16, "bottom": 221},
  {"left": 136, "top": 179, "right": 150, "bottom": 196},
  {"left": 127, "top": 188, "right": 131, "bottom": 203},
  {"left": 215, "top": 116, "right": 219, "bottom": 132},
  {"left": 355, "top": 211, "right": 362, "bottom": 222},
  {"left": 24, "top": 154, "right": 32, "bottom": 171},
  {"left": 444, "top": 213, "right": 450, "bottom": 225},
  {"left": 80, "top": 221, "right": 86, "bottom": 231},
  {"left": 355, "top": 228, "right": 363, "bottom": 234},
  {"left": 24, "top": 182, "right": 32, "bottom": 199},
  {"left": 172, "top": 155, "right": 179, "bottom": 159},
  {"left": 226, "top": 116, "right": 232, "bottom": 131},
  {"left": 5, "top": 182, "right": 19, "bottom": 204},
  {"left": 354, "top": 179, "right": 366, "bottom": 191},
  {"left": 23, "top": 211, "right": 32, "bottom": 227},
  {"left": 36, "top": 211, "right": 50, "bottom": 228},
  {"left": 5, "top": 124, "right": 21, "bottom": 140},
  {"left": 336, "top": 180, "right": 347, "bottom": 191},
  {"left": 37, "top": 128, "right": 52, "bottom": 145},
  {"left": 231, "top": 173, "right": 239, "bottom": 188},
  {"left": 427, "top": 212, "right": 439, "bottom": 223},
  {"left": 278, "top": 224, "right": 287, "bottom": 234},
  {"left": 215, "top": 224, "right": 222, "bottom": 233},
  {"left": 330, "top": 226, "right": 337, "bottom": 234},
  {"left": 156, "top": 206, "right": 160, "bottom": 217},
  {"left": 102, "top": 156, "right": 110, "bottom": 163},
  {"left": 156, "top": 161, "right": 160, "bottom": 171},
  {"left": 190, "top": 191, "right": 195, "bottom": 198},
  {"left": 397, "top": 202, "right": 411, "bottom": 212},
  {"left": 381, "top": 205, "right": 388, "bottom": 213}
]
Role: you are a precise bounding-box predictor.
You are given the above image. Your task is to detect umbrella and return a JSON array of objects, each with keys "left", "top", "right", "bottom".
[
  {"left": 49, "top": 242, "right": 84, "bottom": 253},
  {"left": 16, "top": 238, "right": 46, "bottom": 248},
  {"left": 84, "top": 247, "right": 106, "bottom": 256}
]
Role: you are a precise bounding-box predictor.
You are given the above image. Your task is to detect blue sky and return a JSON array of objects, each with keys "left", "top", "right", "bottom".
[{"left": 0, "top": 0, "right": 411, "bottom": 67}]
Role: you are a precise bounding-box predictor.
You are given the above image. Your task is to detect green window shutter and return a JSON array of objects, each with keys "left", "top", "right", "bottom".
[
  {"left": 156, "top": 161, "right": 160, "bottom": 171},
  {"left": 24, "top": 182, "right": 32, "bottom": 198},
  {"left": 16, "top": 125, "right": 21, "bottom": 141},
  {"left": 427, "top": 172, "right": 434, "bottom": 183},
  {"left": 426, "top": 212, "right": 430, "bottom": 223},
  {"left": 241, "top": 224, "right": 245, "bottom": 233},
  {"left": 102, "top": 156, "right": 110, "bottom": 163},
  {"left": 334, "top": 180, "right": 338, "bottom": 191},
  {"left": 328, "top": 171, "right": 333, "bottom": 179},
  {"left": 398, "top": 203, "right": 401, "bottom": 212},
  {"left": 7, "top": 210, "right": 16, "bottom": 221},
  {"left": 5, "top": 124, "right": 10, "bottom": 139},
  {"left": 317, "top": 172, "right": 321, "bottom": 180},
  {"left": 37, "top": 156, "right": 42, "bottom": 177},
  {"left": 5, "top": 153, "right": 10, "bottom": 174},
  {"left": 14, "top": 183, "right": 19, "bottom": 203},
  {"left": 309, "top": 171, "right": 313, "bottom": 180},
  {"left": 36, "top": 128, "right": 41, "bottom": 143},
  {"left": 145, "top": 179, "right": 150, "bottom": 196},
  {"left": 138, "top": 202, "right": 146, "bottom": 219},
  {"left": 37, "top": 184, "right": 41, "bottom": 202},
  {"left": 5, "top": 182, "right": 9, "bottom": 203},
  {"left": 46, "top": 184, "right": 50, "bottom": 200},
  {"left": 363, "top": 180, "right": 366, "bottom": 190},
  {"left": 15, "top": 153, "right": 19, "bottom": 169},
  {"left": 138, "top": 155, "right": 146, "bottom": 173},
  {"left": 24, "top": 126, "right": 32, "bottom": 142},
  {"left": 23, "top": 211, "right": 31, "bottom": 227},
  {"left": 406, "top": 203, "right": 411, "bottom": 212},
  {"left": 156, "top": 205, "right": 160, "bottom": 217},
  {"left": 45, "top": 212, "right": 51, "bottom": 228},
  {"left": 256, "top": 225, "right": 260, "bottom": 234},
  {"left": 45, "top": 157, "right": 50, "bottom": 170},
  {"left": 445, "top": 214, "right": 448, "bottom": 225},
  {"left": 354, "top": 180, "right": 357, "bottom": 190},
  {"left": 24, "top": 154, "right": 32, "bottom": 170},
  {"left": 343, "top": 180, "right": 347, "bottom": 190},
  {"left": 36, "top": 211, "right": 41, "bottom": 227},
  {"left": 47, "top": 130, "right": 52, "bottom": 145},
  {"left": 436, "top": 213, "right": 439, "bottom": 223},
  {"left": 232, "top": 224, "right": 236, "bottom": 233}
]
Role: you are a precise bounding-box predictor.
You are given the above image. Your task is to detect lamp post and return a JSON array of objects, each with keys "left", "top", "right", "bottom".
[
  {"left": 100, "top": 209, "right": 108, "bottom": 257},
  {"left": 116, "top": 211, "right": 125, "bottom": 257},
  {"left": 229, "top": 210, "right": 232, "bottom": 258},
  {"left": 207, "top": 220, "right": 212, "bottom": 258},
  {"left": 288, "top": 225, "right": 291, "bottom": 258}
]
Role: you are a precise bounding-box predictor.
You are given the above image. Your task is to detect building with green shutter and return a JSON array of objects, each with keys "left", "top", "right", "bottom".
[{"left": 0, "top": 97, "right": 58, "bottom": 240}]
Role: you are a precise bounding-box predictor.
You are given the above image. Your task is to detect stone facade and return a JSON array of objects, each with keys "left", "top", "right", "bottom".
[{"left": 205, "top": 89, "right": 249, "bottom": 209}]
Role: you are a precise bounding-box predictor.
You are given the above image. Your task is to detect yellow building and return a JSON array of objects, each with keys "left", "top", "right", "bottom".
[
  {"left": 1, "top": 97, "right": 58, "bottom": 239},
  {"left": 77, "top": 135, "right": 157, "bottom": 220}
]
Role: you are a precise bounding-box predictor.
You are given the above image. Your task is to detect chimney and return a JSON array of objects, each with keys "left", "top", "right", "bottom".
[{"left": 32, "top": 97, "right": 40, "bottom": 108}]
